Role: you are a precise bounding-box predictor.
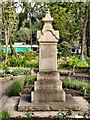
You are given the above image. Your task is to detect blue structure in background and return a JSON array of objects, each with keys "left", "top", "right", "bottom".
[
  {"left": 4, "top": 43, "right": 39, "bottom": 54},
  {"left": 78, "top": 55, "right": 86, "bottom": 62}
]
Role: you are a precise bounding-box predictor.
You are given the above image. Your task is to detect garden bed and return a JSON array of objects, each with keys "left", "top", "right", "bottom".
[{"left": 21, "top": 81, "right": 90, "bottom": 104}]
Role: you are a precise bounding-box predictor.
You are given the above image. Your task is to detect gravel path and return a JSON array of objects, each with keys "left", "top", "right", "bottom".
[
  {"left": 2, "top": 80, "right": 14, "bottom": 95},
  {"left": 1, "top": 79, "right": 15, "bottom": 108}
]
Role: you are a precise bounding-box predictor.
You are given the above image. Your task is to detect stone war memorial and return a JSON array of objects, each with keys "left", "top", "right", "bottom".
[{"left": 18, "top": 10, "right": 80, "bottom": 111}]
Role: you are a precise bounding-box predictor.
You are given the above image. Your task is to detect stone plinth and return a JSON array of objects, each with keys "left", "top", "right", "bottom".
[
  {"left": 31, "top": 10, "right": 65, "bottom": 104},
  {"left": 18, "top": 94, "right": 80, "bottom": 111},
  {"left": 31, "top": 72, "right": 65, "bottom": 103}
]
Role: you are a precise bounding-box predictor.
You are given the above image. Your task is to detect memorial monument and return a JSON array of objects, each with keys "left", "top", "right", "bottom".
[
  {"left": 31, "top": 10, "right": 65, "bottom": 103},
  {"left": 18, "top": 10, "right": 80, "bottom": 111}
]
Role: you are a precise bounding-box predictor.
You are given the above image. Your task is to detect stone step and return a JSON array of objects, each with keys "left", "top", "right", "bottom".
[
  {"left": 34, "top": 81, "right": 62, "bottom": 91},
  {"left": 31, "top": 90, "right": 65, "bottom": 102},
  {"left": 37, "top": 72, "right": 60, "bottom": 81}
]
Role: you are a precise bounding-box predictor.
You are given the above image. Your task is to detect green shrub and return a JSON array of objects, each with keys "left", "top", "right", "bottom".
[
  {"left": 26, "top": 75, "right": 37, "bottom": 84},
  {"left": 7, "top": 52, "right": 39, "bottom": 68},
  {"left": 86, "top": 57, "right": 90, "bottom": 67},
  {"left": 12, "top": 68, "right": 31, "bottom": 76},
  {"left": 58, "top": 56, "right": 88, "bottom": 70},
  {"left": 0, "top": 45, "right": 6, "bottom": 61},
  {"left": 7, "top": 55, "right": 24, "bottom": 67},
  {"left": 0, "top": 109, "right": 10, "bottom": 120},
  {"left": 8, "top": 78, "right": 25, "bottom": 96},
  {"left": 62, "top": 79, "right": 89, "bottom": 92},
  {"left": 24, "top": 69, "right": 31, "bottom": 75}
]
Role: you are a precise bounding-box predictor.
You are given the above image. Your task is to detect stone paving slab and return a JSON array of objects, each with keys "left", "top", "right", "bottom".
[
  {"left": 73, "top": 96, "right": 89, "bottom": 111},
  {"left": 2, "top": 95, "right": 89, "bottom": 118}
]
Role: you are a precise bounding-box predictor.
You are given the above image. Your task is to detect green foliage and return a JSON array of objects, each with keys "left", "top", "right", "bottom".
[
  {"left": 2, "top": 62, "right": 9, "bottom": 74},
  {"left": 24, "top": 108, "right": 34, "bottom": 118},
  {"left": 62, "top": 79, "right": 89, "bottom": 93},
  {"left": 54, "top": 108, "right": 72, "bottom": 119},
  {"left": 86, "top": 57, "right": 90, "bottom": 67},
  {"left": 7, "top": 51, "right": 39, "bottom": 68},
  {"left": 57, "top": 56, "right": 88, "bottom": 70},
  {"left": 0, "top": 45, "right": 5, "bottom": 61},
  {"left": 26, "top": 75, "right": 37, "bottom": 84},
  {"left": 0, "top": 109, "right": 10, "bottom": 120},
  {"left": 7, "top": 55, "right": 24, "bottom": 67},
  {"left": 81, "top": 110, "right": 90, "bottom": 119},
  {"left": 15, "top": 27, "right": 30, "bottom": 44},
  {"left": 12, "top": 68, "right": 31, "bottom": 76},
  {"left": 58, "top": 41, "right": 72, "bottom": 56},
  {"left": 8, "top": 78, "right": 25, "bottom": 96}
]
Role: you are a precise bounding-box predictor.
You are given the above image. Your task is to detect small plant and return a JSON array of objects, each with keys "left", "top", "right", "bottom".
[
  {"left": 26, "top": 75, "right": 37, "bottom": 84},
  {"left": 8, "top": 78, "right": 25, "bottom": 96},
  {"left": 24, "top": 106, "right": 34, "bottom": 118},
  {"left": 0, "top": 109, "right": 10, "bottom": 120},
  {"left": 54, "top": 108, "right": 72, "bottom": 120},
  {"left": 2, "top": 63, "right": 9, "bottom": 75},
  {"left": 81, "top": 86, "right": 87, "bottom": 96},
  {"left": 12, "top": 68, "right": 31, "bottom": 76},
  {"left": 81, "top": 110, "right": 90, "bottom": 118}
]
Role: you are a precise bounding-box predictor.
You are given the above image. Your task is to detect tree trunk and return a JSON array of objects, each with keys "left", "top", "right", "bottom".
[
  {"left": 5, "top": 29, "right": 8, "bottom": 64},
  {"left": 81, "top": 6, "right": 88, "bottom": 56},
  {"left": 29, "top": 2, "right": 32, "bottom": 50},
  {"left": 10, "top": 40, "right": 14, "bottom": 56},
  {"left": 81, "top": 28, "right": 86, "bottom": 56},
  {"left": 29, "top": 15, "right": 32, "bottom": 50},
  {"left": 86, "top": 4, "right": 90, "bottom": 57}
]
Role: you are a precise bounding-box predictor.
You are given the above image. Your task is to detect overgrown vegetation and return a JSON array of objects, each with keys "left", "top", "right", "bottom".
[
  {"left": 57, "top": 56, "right": 88, "bottom": 70},
  {"left": 26, "top": 75, "right": 37, "bottom": 84},
  {"left": 0, "top": 65, "right": 31, "bottom": 77},
  {"left": 86, "top": 56, "right": 90, "bottom": 67},
  {"left": 8, "top": 75, "right": 36, "bottom": 96},
  {"left": 0, "top": 109, "right": 10, "bottom": 120},
  {"left": 62, "top": 79, "right": 90, "bottom": 94},
  {"left": 8, "top": 78, "right": 25, "bottom": 96},
  {"left": 12, "top": 68, "right": 31, "bottom": 76},
  {"left": 54, "top": 108, "right": 72, "bottom": 120},
  {"left": 7, "top": 50, "right": 39, "bottom": 68}
]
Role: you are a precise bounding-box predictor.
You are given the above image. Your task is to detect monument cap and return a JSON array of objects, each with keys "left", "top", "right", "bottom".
[{"left": 42, "top": 9, "right": 53, "bottom": 22}]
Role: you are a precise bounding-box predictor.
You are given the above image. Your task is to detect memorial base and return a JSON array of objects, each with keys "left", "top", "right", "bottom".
[
  {"left": 18, "top": 94, "right": 80, "bottom": 111},
  {"left": 31, "top": 72, "right": 65, "bottom": 102}
]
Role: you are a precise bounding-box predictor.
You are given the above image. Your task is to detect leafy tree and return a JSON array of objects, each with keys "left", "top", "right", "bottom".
[
  {"left": 15, "top": 27, "right": 30, "bottom": 44},
  {"left": 79, "top": 3, "right": 89, "bottom": 57},
  {"left": 58, "top": 41, "right": 72, "bottom": 56},
  {"left": 17, "top": 2, "right": 47, "bottom": 46},
  {"left": 2, "top": 1, "right": 17, "bottom": 63}
]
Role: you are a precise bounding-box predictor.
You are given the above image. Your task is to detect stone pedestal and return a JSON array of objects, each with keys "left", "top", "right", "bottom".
[
  {"left": 31, "top": 10, "right": 65, "bottom": 104},
  {"left": 31, "top": 72, "right": 65, "bottom": 102}
]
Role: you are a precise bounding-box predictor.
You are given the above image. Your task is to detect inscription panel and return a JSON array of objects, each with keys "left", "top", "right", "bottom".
[
  {"left": 41, "top": 45, "right": 55, "bottom": 59},
  {"left": 39, "top": 44, "right": 57, "bottom": 71}
]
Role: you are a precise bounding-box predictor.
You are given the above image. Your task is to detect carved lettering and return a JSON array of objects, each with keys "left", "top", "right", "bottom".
[{"left": 41, "top": 46, "right": 55, "bottom": 59}]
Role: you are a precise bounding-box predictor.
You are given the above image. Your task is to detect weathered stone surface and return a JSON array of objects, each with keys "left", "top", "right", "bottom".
[
  {"left": 37, "top": 72, "right": 60, "bottom": 80},
  {"left": 39, "top": 43, "right": 57, "bottom": 72},
  {"left": 18, "top": 94, "right": 80, "bottom": 111},
  {"left": 31, "top": 90, "right": 65, "bottom": 103}
]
